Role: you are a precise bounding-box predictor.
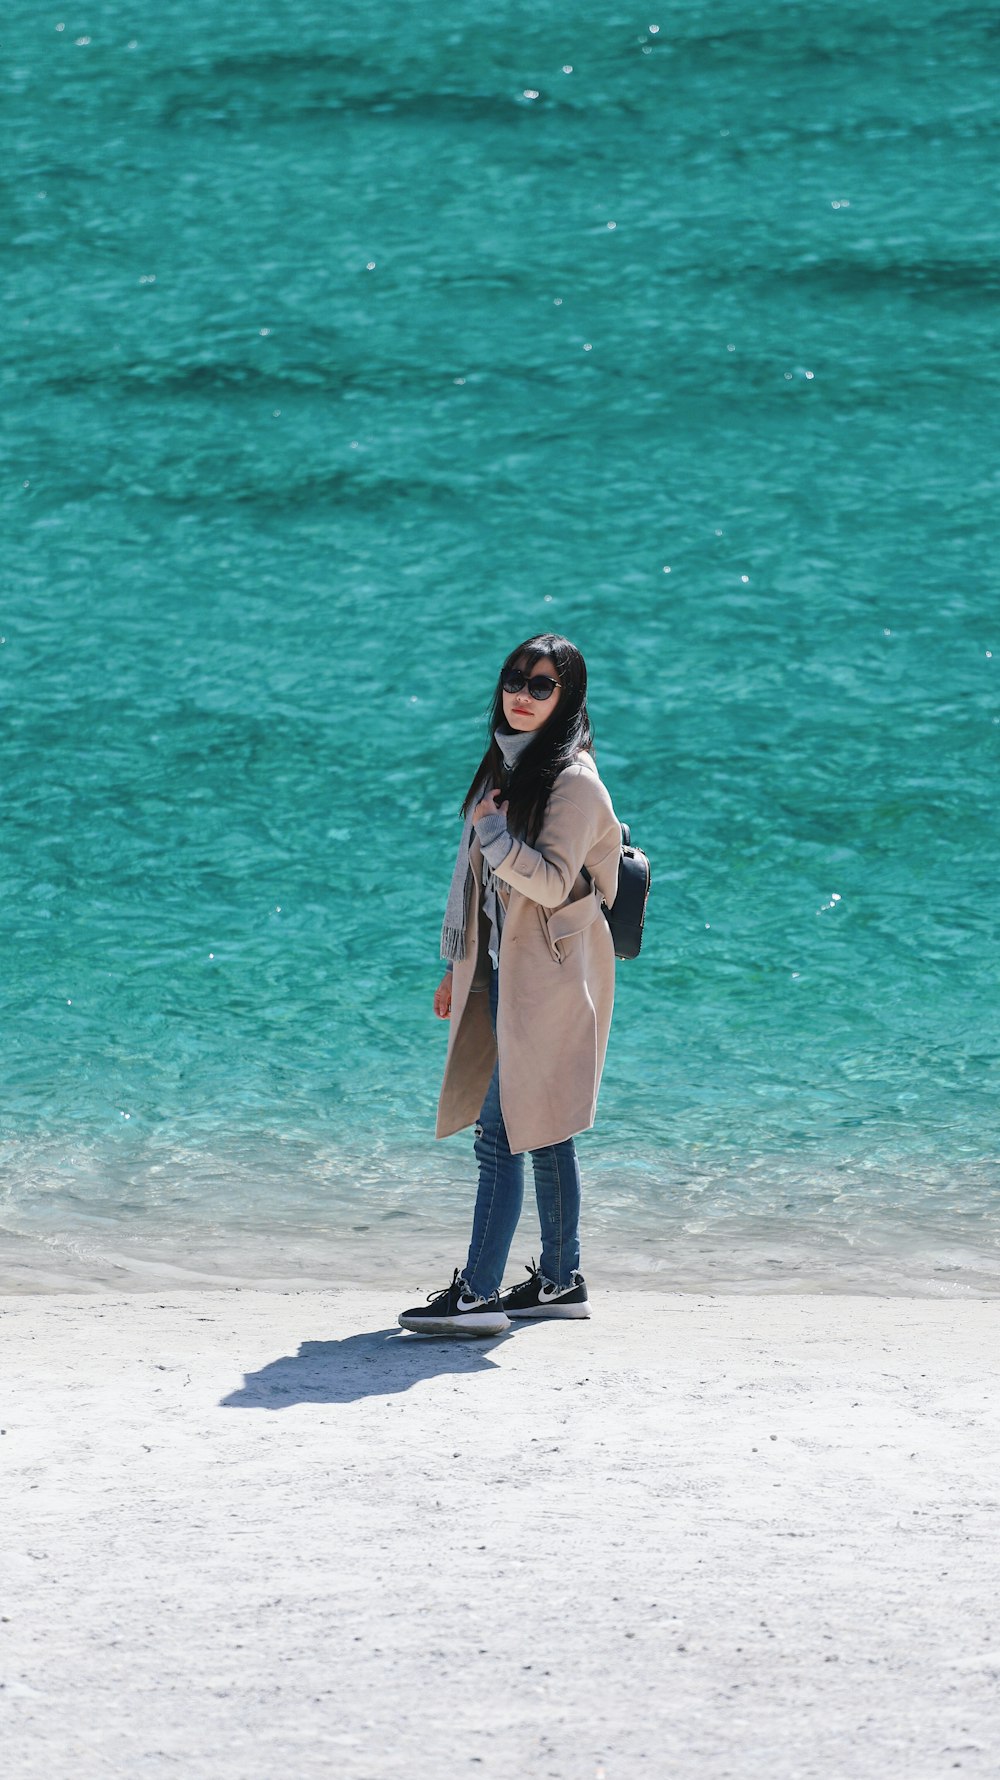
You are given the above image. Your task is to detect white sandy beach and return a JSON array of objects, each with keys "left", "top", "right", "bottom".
[{"left": 2, "top": 1288, "right": 998, "bottom": 1780}]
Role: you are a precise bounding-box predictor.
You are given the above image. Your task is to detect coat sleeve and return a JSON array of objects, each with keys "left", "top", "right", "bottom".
[{"left": 487, "top": 779, "right": 618, "bottom": 910}]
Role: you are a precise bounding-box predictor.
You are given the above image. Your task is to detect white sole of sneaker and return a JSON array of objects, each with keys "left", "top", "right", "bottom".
[
  {"left": 397, "top": 1313, "right": 510, "bottom": 1337},
  {"left": 505, "top": 1302, "right": 591, "bottom": 1319}
]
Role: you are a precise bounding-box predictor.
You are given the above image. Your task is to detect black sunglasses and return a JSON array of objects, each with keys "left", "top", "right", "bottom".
[{"left": 500, "top": 667, "right": 563, "bottom": 702}]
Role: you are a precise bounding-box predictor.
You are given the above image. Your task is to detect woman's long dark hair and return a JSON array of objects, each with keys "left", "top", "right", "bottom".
[{"left": 461, "top": 635, "right": 593, "bottom": 843}]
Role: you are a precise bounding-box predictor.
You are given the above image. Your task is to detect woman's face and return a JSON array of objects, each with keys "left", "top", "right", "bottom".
[{"left": 501, "top": 655, "right": 562, "bottom": 734}]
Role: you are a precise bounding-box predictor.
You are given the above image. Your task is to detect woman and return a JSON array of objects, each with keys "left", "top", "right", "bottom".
[{"left": 399, "top": 634, "right": 622, "bottom": 1337}]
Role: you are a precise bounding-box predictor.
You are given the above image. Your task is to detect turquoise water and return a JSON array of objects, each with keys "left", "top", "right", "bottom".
[{"left": 3, "top": 1, "right": 998, "bottom": 1293}]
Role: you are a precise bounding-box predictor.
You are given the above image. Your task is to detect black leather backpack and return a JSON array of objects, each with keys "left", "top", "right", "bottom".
[{"left": 587, "top": 824, "right": 651, "bottom": 960}]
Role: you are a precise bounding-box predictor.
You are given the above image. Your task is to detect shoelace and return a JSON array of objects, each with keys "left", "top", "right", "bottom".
[
  {"left": 425, "top": 1268, "right": 462, "bottom": 1305},
  {"left": 505, "top": 1259, "right": 542, "bottom": 1297},
  {"left": 426, "top": 1269, "right": 487, "bottom": 1308},
  {"left": 507, "top": 1259, "right": 574, "bottom": 1299}
]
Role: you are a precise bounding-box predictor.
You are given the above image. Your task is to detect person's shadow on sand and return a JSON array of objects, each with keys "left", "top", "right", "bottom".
[{"left": 220, "top": 1327, "right": 509, "bottom": 1409}]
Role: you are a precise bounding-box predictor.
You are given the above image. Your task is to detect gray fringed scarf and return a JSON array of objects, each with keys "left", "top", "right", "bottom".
[{"left": 440, "top": 728, "right": 534, "bottom": 962}]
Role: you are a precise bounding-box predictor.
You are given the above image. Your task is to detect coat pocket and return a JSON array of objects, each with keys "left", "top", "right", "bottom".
[{"left": 543, "top": 890, "right": 604, "bottom": 963}]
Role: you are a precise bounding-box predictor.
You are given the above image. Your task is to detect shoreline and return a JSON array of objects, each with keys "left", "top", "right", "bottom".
[
  {"left": 2, "top": 1225, "right": 998, "bottom": 1300},
  {"left": 3, "top": 1287, "right": 999, "bottom": 1778}
]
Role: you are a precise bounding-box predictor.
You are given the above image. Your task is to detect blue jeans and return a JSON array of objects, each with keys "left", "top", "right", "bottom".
[{"left": 463, "top": 969, "right": 582, "bottom": 1299}]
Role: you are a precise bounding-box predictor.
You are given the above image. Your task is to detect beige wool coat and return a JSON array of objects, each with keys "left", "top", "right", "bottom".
[{"left": 436, "top": 750, "right": 622, "bottom": 1155}]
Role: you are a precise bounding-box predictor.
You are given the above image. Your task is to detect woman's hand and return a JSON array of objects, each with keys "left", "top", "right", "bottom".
[
  {"left": 434, "top": 974, "right": 453, "bottom": 1020},
  {"left": 472, "top": 789, "right": 509, "bottom": 825}
]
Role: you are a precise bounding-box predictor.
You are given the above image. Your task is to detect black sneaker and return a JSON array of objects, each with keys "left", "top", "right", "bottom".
[
  {"left": 398, "top": 1269, "right": 510, "bottom": 1337},
  {"left": 499, "top": 1260, "right": 591, "bottom": 1320}
]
